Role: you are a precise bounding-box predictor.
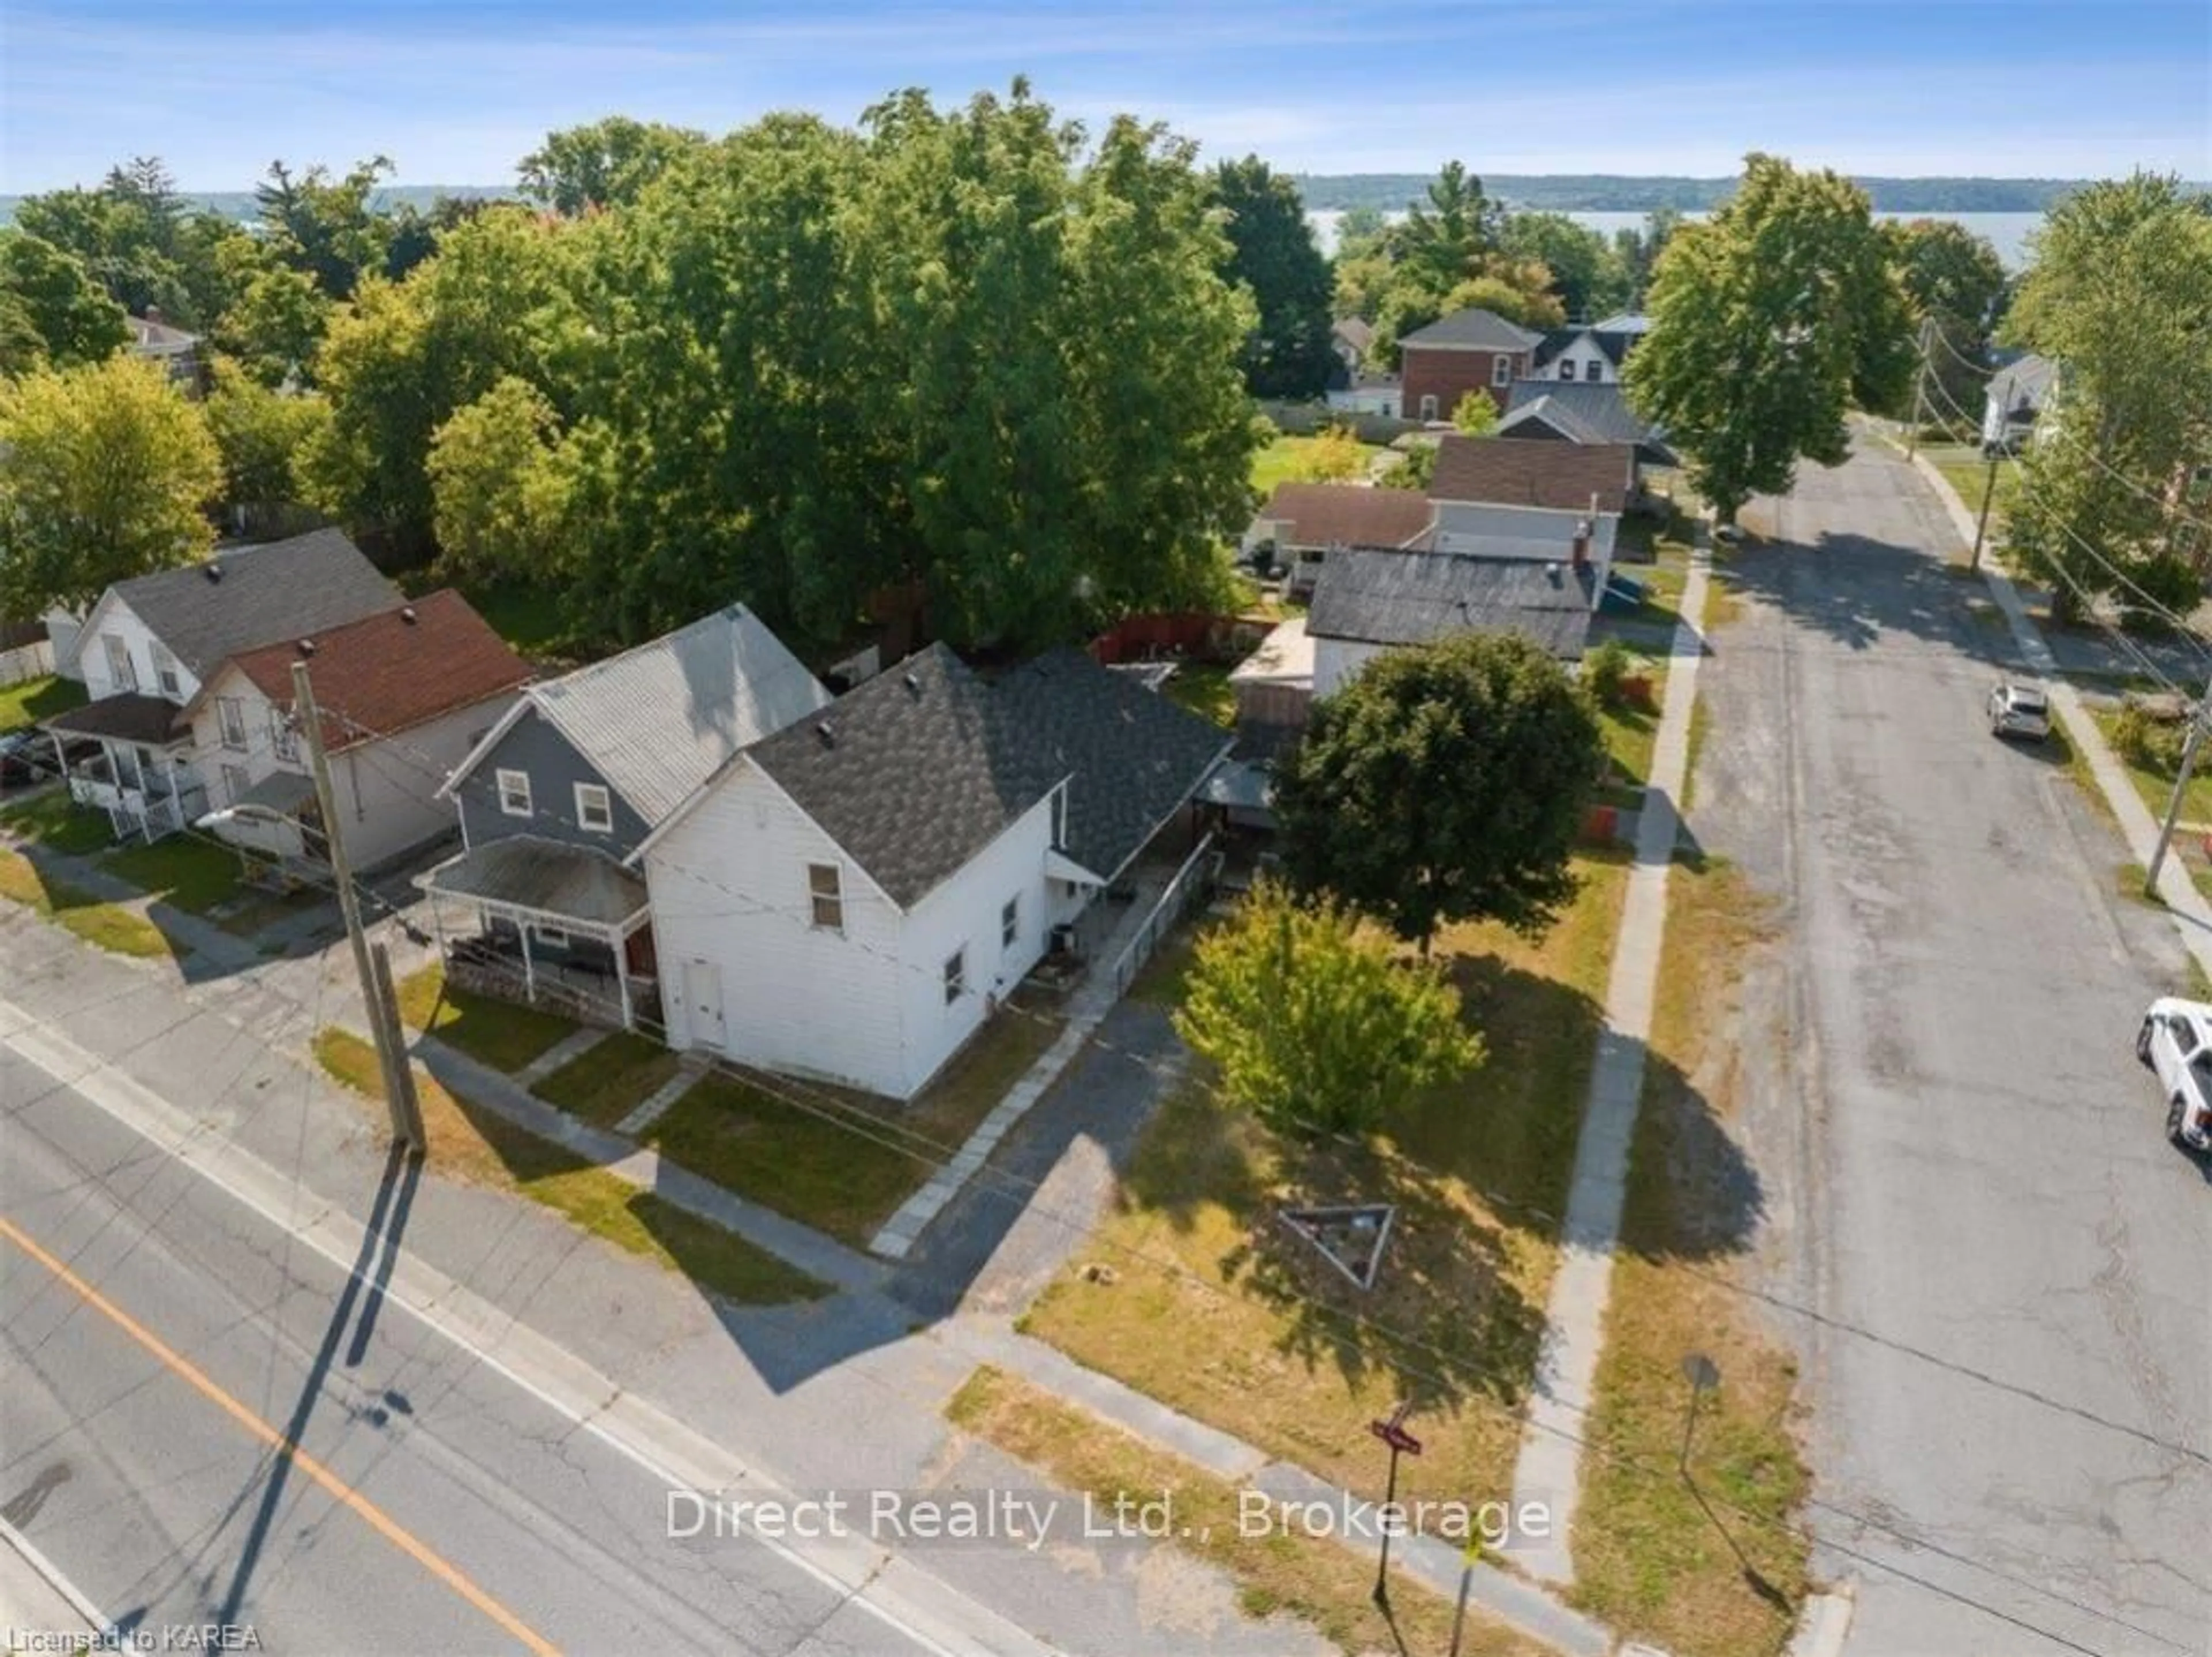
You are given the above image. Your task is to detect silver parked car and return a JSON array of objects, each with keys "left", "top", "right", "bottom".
[
  {"left": 1988, "top": 680, "right": 2051, "bottom": 740},
  {"left": 2137, "top": 997, "right": 2212, "bottom": 1151}
]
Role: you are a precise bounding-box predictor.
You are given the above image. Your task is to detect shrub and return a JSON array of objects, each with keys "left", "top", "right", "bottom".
[
  {"left": 2112, "top": 703, "right": 2188, "bottom": 775},
  {"left": 1585, "top": 638, "right": 1635, "bottom": 710}
]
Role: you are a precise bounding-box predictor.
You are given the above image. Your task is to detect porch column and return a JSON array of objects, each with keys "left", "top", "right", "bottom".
[
  {"left": 519, "top": 916, "right": 536, "bottom": 1004},
  {"left": 613, "top": 925, "right": 633, "bottom": 1031}
]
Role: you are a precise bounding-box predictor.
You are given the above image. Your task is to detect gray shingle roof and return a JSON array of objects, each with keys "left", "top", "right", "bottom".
[
  {"left": 743, "top": 643, "right": 1230, "bottom": 909},
  {"left": 1501, "top": 381, "right": 1677, "bottom": 464},
  {"left": 523, "top": 606, "right": 831, "bottom": 826},
  {"left": 1399, "top": 308, "right": 1546, "bottom": 353},
  {"left": 44, "top": 691, "right": 189, "bottom": 746},
  {"left": 422, "top": 835, "right": 649, "bottom": 927},
  {"left": 1308, "top": 548, "right": 1598, "bottom": 660},
  {"left": 103, "top": 528, "right": 401, "bottom": 681}
]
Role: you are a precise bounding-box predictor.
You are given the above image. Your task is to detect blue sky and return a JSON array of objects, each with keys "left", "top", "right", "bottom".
[{"left": 3, "top": 0, "right": 2206, "bottom": 192}]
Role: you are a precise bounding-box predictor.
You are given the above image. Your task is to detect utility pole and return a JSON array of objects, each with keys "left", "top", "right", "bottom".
[
  {"left": 1905, "top": 316, "right": 1936, "bottom": 462},
  {"left": 1971, "top": 447, "right": 2001, "bottom": 569},
  {"left": 2147, "top": 669, "right": 2212, "bottom": 898},
  {"left": 293, "top": 661, "right": 423, "bottom": 1151}
]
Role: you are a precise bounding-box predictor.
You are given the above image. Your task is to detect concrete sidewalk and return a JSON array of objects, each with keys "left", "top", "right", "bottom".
[
  {"left": 1908, "top": 447, "right": 2212, "bottom": 985},
  {"left": 0, "top": 1517, "right": 104, "bottom": 1641},
  {"left": 1509, "top": 530, "right": 1717, "bottom": 1587}
]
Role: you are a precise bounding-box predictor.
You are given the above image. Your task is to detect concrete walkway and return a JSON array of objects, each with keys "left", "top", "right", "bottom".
[
  {"left": 615, "top": 1053, "right": 707, "bottom": 1137},
  {"left": 948, "top": 1319, "right": 1614, "bottom": 1657},
  {"left": 513, "top": 1024, "right": 608, "bottom": 1087},
  {"left": 414, "top": 1035, "right": 888, "bottom": 1296},
  {"left": 1911, "top": 448, "right": 2212, "bottom": 982},
  {"left": 869, "top": 857, "right": 1196, "bottom": 1261},
  {"left": 1508, "top": 531, "right": 1715, "bottom": 1587}
]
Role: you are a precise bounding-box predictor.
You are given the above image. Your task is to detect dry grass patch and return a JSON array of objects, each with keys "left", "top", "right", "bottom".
[
  {"left": 948, "top": 1366, "right": 1550, "bottom": 1657},
  {"left": 1024, "top": 854, "right": 1632, "bottom": 1515},
  {"left": 313, "top": 1027, "right": 825, "bottom": 1305},
  {"left": 0, "top": 849, "right": 169, "bottom": 958},
  {"left": 646, "top": 997, "right": 1065, "bottom": 1244},
  {"left": 1570, "top": 858, "right": 1810, "bottom": 1657}
]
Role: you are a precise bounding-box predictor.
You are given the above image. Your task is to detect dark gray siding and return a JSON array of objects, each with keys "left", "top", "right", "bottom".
[{"left": 454, "top": 707, "right": 653, "bottom": 857}]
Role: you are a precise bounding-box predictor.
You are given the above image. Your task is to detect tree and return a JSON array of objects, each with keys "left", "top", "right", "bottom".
[
  {"left": 1612, "top": 207, "right": 1681, "bottom": 309},
  {"left": 0, "top": 355, "right": 221, "bottom": 615},
  {"left": 1883, "top": 218, "right": 2008, "bottom": 426},
  {"left": 1176, "top": 880, "right": 1482, "bottom": 1137},
  {"left": 1503, "top": 211, "right": 1630, "bottom": 321},
  {"left": 1451, "top": 392, "right": 1499, "bottom": 436},
  {"left": 1999, "top": 174, "right": 2212, "bottom": 620},
  {"left": 0, "top": 232, "right": 129, "bottom": 368},
  {"left": 256, "top": 157, "right": 395, "bottom": 301},
  {"left": 1390, "top": 161, "right": 1498, "bottom": 297},
  {"left": 518, "top": 118, "right": 707, "bottom": 216},
  {"left": 1626, "top": 154, "right": 1913, "bottom": 524},
  {"left": 1296, "top": 424, "right": 1369, "bottom": 481},
  {"left": 204, "top": 359, "right": 330, "bottom": 513},
  {"left": 1380, "top": 441, "right": 1437, "bottom": 490},
  {"left": 1274, "top": 631, "right": 1605, "bottom": 951},
  {"left": 1442, "top": 270, "right": 1566, "bottom": 331},
  {"left": 216, "top": 254, "right": 332, "bottom": 385},
  {"left": 1209, "top": 156, "right": 1336, "bottom": 399},
  {"left": 428, "top": 375, "right": 574, "bottom": 582}
]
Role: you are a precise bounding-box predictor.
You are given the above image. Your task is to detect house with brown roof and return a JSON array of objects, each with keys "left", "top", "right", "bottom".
[
  {"left": 1427, "top": 435, "right": 1640, "bottom": 516},
  {"left": 188, "top": 589, "right": 533, "bottom": 874},
  {"left": 1244, "top": 481, "right": 1437, "bottom": 597}
]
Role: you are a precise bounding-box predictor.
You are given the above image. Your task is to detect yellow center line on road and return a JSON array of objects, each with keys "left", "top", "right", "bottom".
[{"left": 0, "top": 1213, "right": 560, "bottom": 1657}]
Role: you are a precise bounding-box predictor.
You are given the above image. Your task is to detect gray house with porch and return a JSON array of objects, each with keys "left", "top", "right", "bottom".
[{"left": 420, "top": 605, "right": 831, "bottom": 1032}]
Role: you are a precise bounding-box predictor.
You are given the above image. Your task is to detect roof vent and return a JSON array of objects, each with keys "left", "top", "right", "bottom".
[
  {"left": 815, "top": 720, "right": 836, "bottom": 748},
  {"left": 400, "top": 606, "right": 418, "bottom": 625},
  {"left": 297, "top": 638, "right": 317, "bottom": 657},
  {"left": 1547, "top": 562, "right": 1563, "bottom": 584},
  {"left": 203, "top": 561, "right": 224, "bottom": 582},
  {"left": 903, "top": 672, "right": 921, "bottom": 695}
]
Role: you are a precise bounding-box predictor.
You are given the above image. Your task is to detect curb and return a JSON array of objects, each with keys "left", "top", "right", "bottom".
[
  {"left": 1785, "top": 1580, "right": 1858, "bottom": 1657},
  {"left": 0, "top": 1514, "right": 107, "bottom": 1635}
]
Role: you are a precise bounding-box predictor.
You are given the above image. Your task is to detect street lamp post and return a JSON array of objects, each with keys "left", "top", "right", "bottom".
[{"left": 1366, "top": 1402, "right": 1422, "bottom": 1606}]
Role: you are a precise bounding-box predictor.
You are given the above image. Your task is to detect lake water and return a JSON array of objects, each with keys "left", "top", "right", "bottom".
[{"left": 1308, "top": 209, "right": 2042, "bottom": 268}]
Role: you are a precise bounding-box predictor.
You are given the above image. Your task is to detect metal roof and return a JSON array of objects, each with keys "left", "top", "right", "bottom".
[{"left": 422, "top": 835, "right": 649, "bottom": 928}]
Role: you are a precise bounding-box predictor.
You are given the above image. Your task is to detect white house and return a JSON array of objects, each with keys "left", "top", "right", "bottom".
[
  {"left": 1982, "top": 353, "right": 2058, "bottom": 451},
  {"left": 640, "top": 644, "right": 1230, "bottom": 1100},
  {"left": 188, "top": 589, "right": 532, "bottom": 875},
  {"left": 41, "top": 529, "right": 402, "bottom": 842}
]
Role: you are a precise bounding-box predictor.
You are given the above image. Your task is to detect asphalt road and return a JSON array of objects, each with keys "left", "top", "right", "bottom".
[
  {"left": 0, "top": 1046, "right": 933, "bottom": 1657},
  {"left": 1706, "top": 443, "right": 2212, "bottom": 1656}
]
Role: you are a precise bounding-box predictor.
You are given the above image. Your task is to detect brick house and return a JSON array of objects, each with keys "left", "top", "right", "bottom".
[{"left": 1398, "top": 308, "right": 1545, "bottom": 423}]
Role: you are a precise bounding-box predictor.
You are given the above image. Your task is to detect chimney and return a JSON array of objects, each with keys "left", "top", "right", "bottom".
[
  {"left": 297, "top": 639, "right": 317, "bottom": 657},
  {"left": 400, "top": 606, "right": 418, "bottom": 624},
  {"left": 1571, "top": 519, "right": 1592, "bottom": 569},
  {"left": 815, "top": 720, "right": 837, "bottom": 748}
]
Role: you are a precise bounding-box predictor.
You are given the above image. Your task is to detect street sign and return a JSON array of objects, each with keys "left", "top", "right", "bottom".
[{"left": 1368, "top": 1417, "right": 1423, "bottom": 1456}]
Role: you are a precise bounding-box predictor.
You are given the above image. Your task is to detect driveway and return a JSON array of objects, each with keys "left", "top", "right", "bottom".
[{"left": 1698, "top": 443, "right": 2212, "bottom": 1655}]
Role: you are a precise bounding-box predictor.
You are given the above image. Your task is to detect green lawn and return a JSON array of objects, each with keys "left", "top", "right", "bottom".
[
  {"left": 315, "top": 1028, "right": 823, "bottom": 1304},
  {"left": 0, "top": 849, "right": 169, "bottom": 958},
  {"left": 1163, "top": 663, "right": 1234, "bottom": 728},
  {"left": 2092, "top": 708, "right": 2212, "bottom": 824},
  {"left": 395, "top": 961, "right": 581, "bottom": 1073},
  {"left": 1250, "top": 433, "right": 1382, "bottom": 496},
  {"left": 0, "top": 790, "right": 115, "bottom": 857},
  {"left": 647, "top": 1001, "right": 1066, "bottom": 1243},
  {"left": 1595, "top": 661, "right": 1668, "bottom": 791},
  {"left": 460, "top": 581, "right": 584, "bottom": 662},
  {"left": 534, "top": 1031, "right": 684, "bottom": 1130},
  {"left": 0, "top": 675, "right": 86, "bottom": 734},
  {"left": 1924, "top": 444, "right": 2018, "bottom": 545},
  {"left": 100, "top": 835, "right": 249, "bottom": 916}
]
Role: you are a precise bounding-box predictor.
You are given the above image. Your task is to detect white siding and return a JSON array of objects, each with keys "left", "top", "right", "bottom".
[
  {"left": 81, "top": 597, "right": 200, "bottom": 706},
  {"left": 646, "top": 761, "right": 911, "bottom": 1097},
  {"left": 334, "top": 699, "right": 502, "bottom": 868},
  {"left": 1313, "top": 636, "right": 1384, "bottom": 697},
  {"left": 1539, "top": 335, "right": 1616, "bottom": 384},
  {"left": 645, "top": 759, "right": 1056, "bottom": 1100}
]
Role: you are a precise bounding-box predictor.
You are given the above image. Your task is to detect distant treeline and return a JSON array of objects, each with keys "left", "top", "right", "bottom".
[
  {"left": 0, "top": 184, "right": 514, "bottom": 226},
  {"left": 1292, "top": 175, "right": 2134, "bottom": 214}
]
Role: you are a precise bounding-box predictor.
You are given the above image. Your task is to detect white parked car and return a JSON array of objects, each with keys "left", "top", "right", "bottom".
[
  {"left": 1988, "top": 680, "right": 2052, "bottom": 740},
  {"left": 2137, "top": 997, "right": 2212, "bottom": 1151}
]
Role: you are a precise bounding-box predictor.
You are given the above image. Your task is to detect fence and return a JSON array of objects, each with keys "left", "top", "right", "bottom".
[
  {"left": 1090, "top": 612, "right": 1272, "bottom": 665},
  {"left": 0, "top": 638, "right": 53, "bottom": 687},
  {"left": 1107, "top": 830, "right": 1225, "bottom": 1001},
  {"left": 1256, "top": 399, "right": 1426, "bottom": 446}
]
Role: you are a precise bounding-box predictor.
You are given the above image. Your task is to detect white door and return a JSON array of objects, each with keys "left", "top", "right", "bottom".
[{"left": 683, "top": 959, "right": 726, "bottom": 1051}]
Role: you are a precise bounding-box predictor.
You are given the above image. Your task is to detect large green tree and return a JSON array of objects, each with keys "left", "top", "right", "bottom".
[
  {"left": 518, "top": 118, "right": 708, "bottom": 217},
  {"left": 0, "top": 355, "right": 221, "bottom": 615},
  {"left": 1503, "top": 211, "right": 1630, "bottom": 321},
  {"left": 1177, "top": 880, "right": 1483, "bottom": 1137},
  {"left": 204, "top": 359, "right": 331, "bottom": 516},
  {"left": 1626, "top": 154, "right": 1914, "bottom": 523},
  {"left": 1883, "top": 217, "right": 2008, "bottom": 428},
  {"left": 2000, "top": 174, "right": 2212, "bottom": 621},
  {"left": 0, "top": 232, "right": 130, "bottom": 369},
  {"left": 1274, "top": 631, "right": 1605, "bottom": 952},
  {"left": 1209, "top": 156, "right": 1336, "bottom": 399},
  {"left": 255, "top": 157, "right": 395, "bottom": 302},
  {"left": 427, "top": 374, "right": 574, "bottom": 584}
]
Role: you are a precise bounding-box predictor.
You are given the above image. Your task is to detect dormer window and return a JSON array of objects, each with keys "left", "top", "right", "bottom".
[
  {"left": 152, "top": 644, "right": 181, "bottom": 698},
  {"left": 1559, "top": 360, "right": 1577, "bottom": 382},
  {"left": 1586, "top": 361, "right": 1604, "bottom": 382},
  {"left": 103, "top": 635, "right": 135, "bottom": 692},
  {"left": 217, "top": 697, "right": 248, "bottom": 751}
]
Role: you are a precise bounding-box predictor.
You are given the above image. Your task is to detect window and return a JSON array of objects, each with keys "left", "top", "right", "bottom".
[
  {"left": 221, "top": 763, "right": 250, "bottom": 805},
  {"left": 1585, "top": 360, "right": 1604, "bottom": 382},
  {"left": 270, "top": 709, "right": 298, "bottom": 763},
  {"left": 152, "top": 644, "right": 181, "bottom": 698},
  {"left": 217, "top": 697, "right": 248, "bottom": 751},
  {"left": 575, "top": 782, "right": 613, "bottom": 834},
  {"left": 944, "top": 948, "right": 966, "bottom": 1005},
  {"left": 1001, "top": 895, "right": 1020, "bottom": 949},
  {"left": 1491, "top": 355, "right": 1513, "bottom": 387},
  {"left": 1558, "top": 359, "right": 1577, "bottom": 382},
  {"left": 103, "top": 635, "right": 135, "bottom": 691},
  {"left": 808, "top": 862, "right": 843, "bottom": 930},
  {"left": 533, "top": 924, "right": 569, "bottom": 950},
  {"left": 1418, "top": 394, "right": 1439, "bottom": 421},
  {"left": 496, "top": 768, "right": 532, "bottom": 817}
]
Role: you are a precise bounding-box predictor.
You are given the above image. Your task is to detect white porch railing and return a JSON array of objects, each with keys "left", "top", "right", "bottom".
[{"left": 1106, "top": 830, "right": 1224, "bottom": 1001}]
